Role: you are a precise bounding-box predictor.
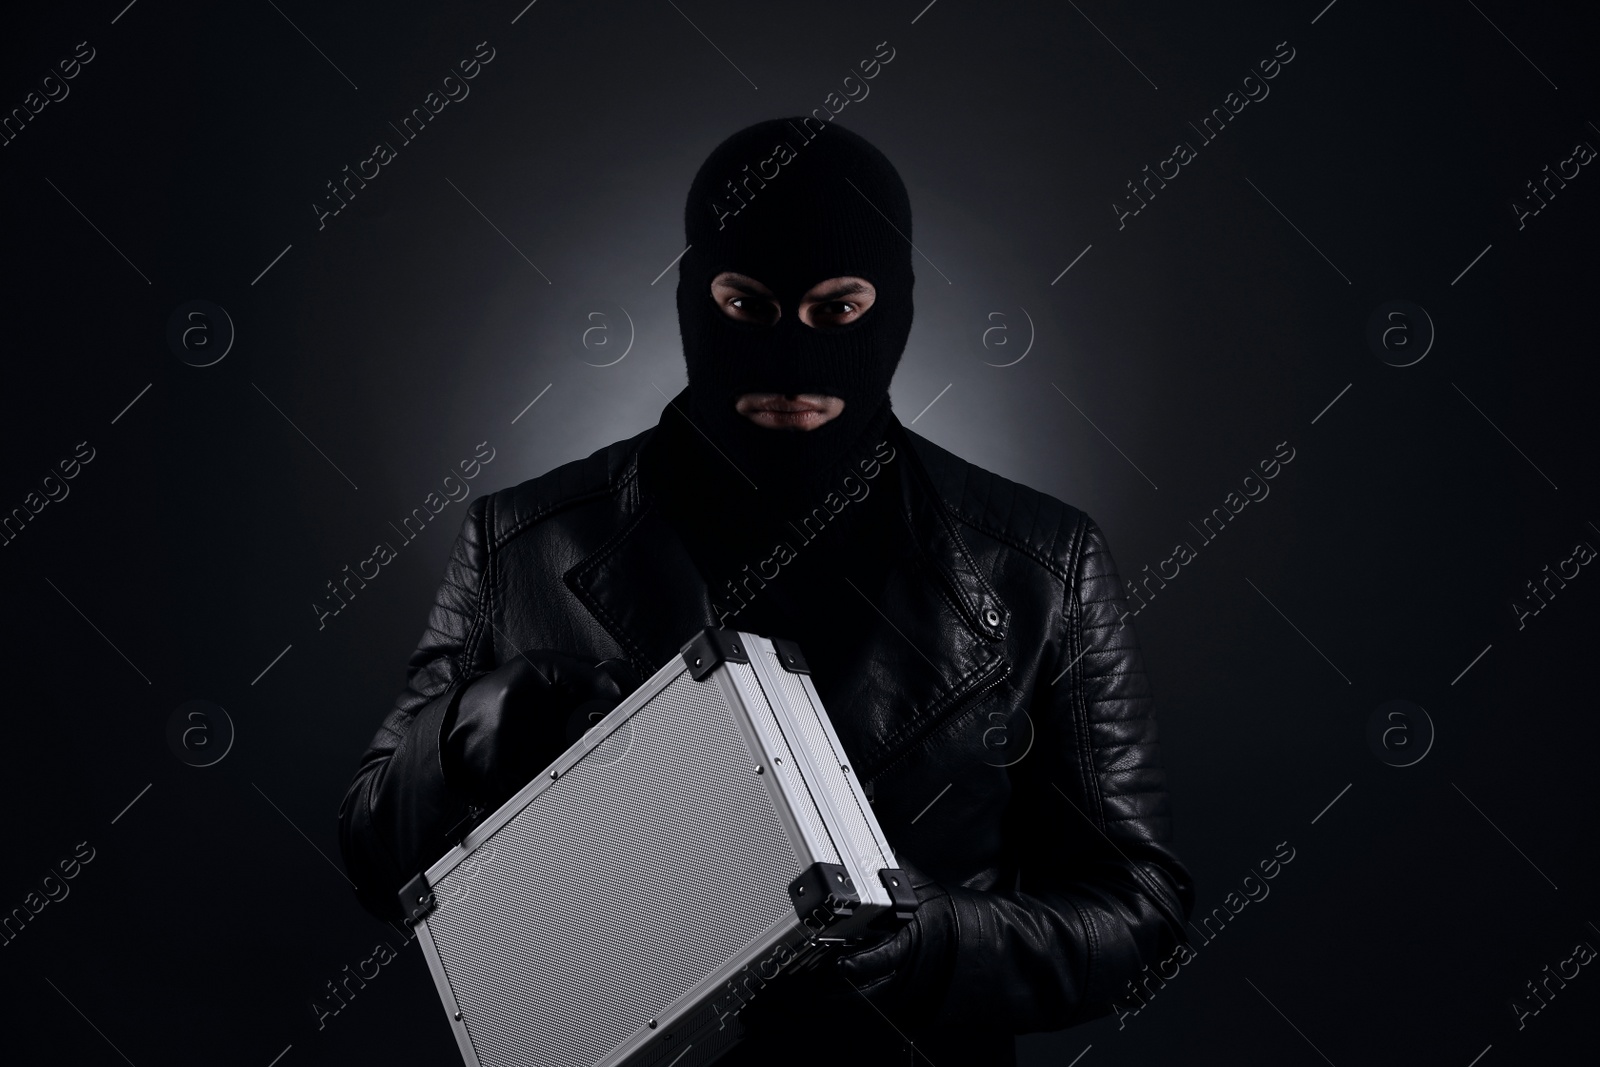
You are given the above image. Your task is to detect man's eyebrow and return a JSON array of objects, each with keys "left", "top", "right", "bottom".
[
  {"left": 810, "top": 281, "right": 871, "bottom": 301},
  {"left": 717, "top": 275, "right": 774, "bottom": 297}
]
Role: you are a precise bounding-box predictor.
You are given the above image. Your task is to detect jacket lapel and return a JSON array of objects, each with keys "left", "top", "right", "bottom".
[
  {"left": 564, "top": 491, "right": 723, "bottom": 680},
  {"left": 564, "top": 416, "right": 1012, "bottom": 779},
  {"left": 842, "top": 423, "right": 1012, "bottom": 778}
]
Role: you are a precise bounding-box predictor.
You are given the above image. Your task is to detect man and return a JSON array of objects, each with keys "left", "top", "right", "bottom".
[{"left": 338, "top": 117, "right": 1194, "bottom": 1065}]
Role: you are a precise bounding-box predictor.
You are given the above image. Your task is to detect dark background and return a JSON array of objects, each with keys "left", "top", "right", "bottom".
[{"left": 2, "top": 1, "right": 1596, "bottom": 1064}]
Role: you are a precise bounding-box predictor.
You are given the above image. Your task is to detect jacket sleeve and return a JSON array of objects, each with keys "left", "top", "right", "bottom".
[
  {"left": 337, "top": 494, "right": 496, "bottom": 925},
  {"left": 935, "top": 513, "right": 1196, "bottom": 1032}
]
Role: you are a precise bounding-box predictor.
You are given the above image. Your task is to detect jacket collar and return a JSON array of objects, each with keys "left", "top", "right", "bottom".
[{"left": 564, "top": 401, "right": 1012, "bottom": 775}]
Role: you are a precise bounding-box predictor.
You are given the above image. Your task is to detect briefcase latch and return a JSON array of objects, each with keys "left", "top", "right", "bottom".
[
  {"left": 770, "top": 637, "right": 810, "bottom": 674},
  {"left": 787, "top": 861, "right": 859, "bottom": 923},
  {"left": 875, "top": 867, "right": 921, "bottom": 926},
  {"left": 400, "top": 871, "right": 438, "bottom": 925}
]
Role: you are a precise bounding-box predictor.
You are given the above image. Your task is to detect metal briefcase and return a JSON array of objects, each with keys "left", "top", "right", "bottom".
[{"left": 398, "top": 627, "right": 921, "bottom": 1067}]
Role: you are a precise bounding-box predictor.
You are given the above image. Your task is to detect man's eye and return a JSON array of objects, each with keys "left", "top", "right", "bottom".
[{"left": 727, "top": 297, "right": 777, "bottom": 322}]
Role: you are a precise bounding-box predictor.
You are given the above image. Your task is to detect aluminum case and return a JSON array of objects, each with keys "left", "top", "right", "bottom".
[{"left": 399, "top": 628, "right": 919, "bottom": 1067}]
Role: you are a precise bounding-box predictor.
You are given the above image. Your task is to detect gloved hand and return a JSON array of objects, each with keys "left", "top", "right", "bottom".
[
  {"left": 440, "top": 650, "right": 638, "bottom": 809},
  {"left": 833, "top": 860, "right": 959, "bottom": 1014},
  {"left": 767, "top": 859, "right": 959, "bottom": 1021}
]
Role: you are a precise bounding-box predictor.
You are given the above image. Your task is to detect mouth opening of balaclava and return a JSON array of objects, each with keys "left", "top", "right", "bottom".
[{"left": 674, "top": 117, "right": 915, "bottom": 506}]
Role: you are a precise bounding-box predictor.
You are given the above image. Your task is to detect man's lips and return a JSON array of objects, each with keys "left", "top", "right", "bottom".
[
  {"left": 746, "top": 397, "right": 828, "bottom": 413},
  {"left": 736, "top": 393, "right": 837, "bottom": 429}
]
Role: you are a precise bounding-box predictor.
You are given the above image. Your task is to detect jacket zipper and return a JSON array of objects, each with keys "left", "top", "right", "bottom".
[{"left": 864, "top": 657, "right": 1012, "bottom": 782}]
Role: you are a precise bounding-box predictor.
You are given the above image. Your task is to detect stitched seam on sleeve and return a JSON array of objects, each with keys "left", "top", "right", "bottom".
[
  {"left": 460, "top": 493, "right": 494, "bottom": 676},
  {"left": 1073, "top": 520, "right": 1111, "bottom": 829},
  {"left": 368, "top": 495, "right": 492, "bottom": 901}
]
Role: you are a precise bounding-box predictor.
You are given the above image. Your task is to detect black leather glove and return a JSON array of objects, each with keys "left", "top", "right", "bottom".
[
  {"left": 833, "top": 860, "right": 959, "bottom": 1014},
  {"left": 440, "top": 649, "right": 637, "bottom": 810},
  {"left": 765, "top": 860, "right": 959, "bottom": 1021}
]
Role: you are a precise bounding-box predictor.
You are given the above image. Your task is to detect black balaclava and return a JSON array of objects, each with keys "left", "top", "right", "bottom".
[{"left": 675, "top": 117, "right": 914, "bottom": 505}]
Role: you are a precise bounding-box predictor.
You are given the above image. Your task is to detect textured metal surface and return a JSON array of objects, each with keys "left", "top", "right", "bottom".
[
  {"left": 754, "top": 646, "right": 896, "bottom": 892},
  {"left": 721, "top": 660, "right": 840, "bottom": 869},
  {"left": 425, "top": 667, "right": 804, "bottom": 1067}
]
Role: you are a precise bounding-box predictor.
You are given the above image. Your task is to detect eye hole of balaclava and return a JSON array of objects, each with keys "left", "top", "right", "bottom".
[
  {"left": 715, "top": 275, "right": 877, "bottom": 330},
  {"left": 674, "top": 117, "right": 915, "bottom": 501}
]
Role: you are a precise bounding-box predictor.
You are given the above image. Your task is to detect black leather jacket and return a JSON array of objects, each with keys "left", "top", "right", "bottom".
[{"left": 337, "top": 400, "right": 1195, "bottom": 1064}]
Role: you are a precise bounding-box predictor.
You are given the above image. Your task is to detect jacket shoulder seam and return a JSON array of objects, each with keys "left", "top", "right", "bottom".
[
  {"left": 947, "top": 509, "right": 1076, "bottom": 584},
  {"left": 900, "top": 426, "right": 1084, "bottom": 583},
  {"left": 488, "top": 435, "right": 646, "bottom": 551}
]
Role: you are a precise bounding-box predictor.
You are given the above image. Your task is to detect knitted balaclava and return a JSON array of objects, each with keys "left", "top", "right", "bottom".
[{"left": 675, "top": 117, "right": 914, "bottom": 500}]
